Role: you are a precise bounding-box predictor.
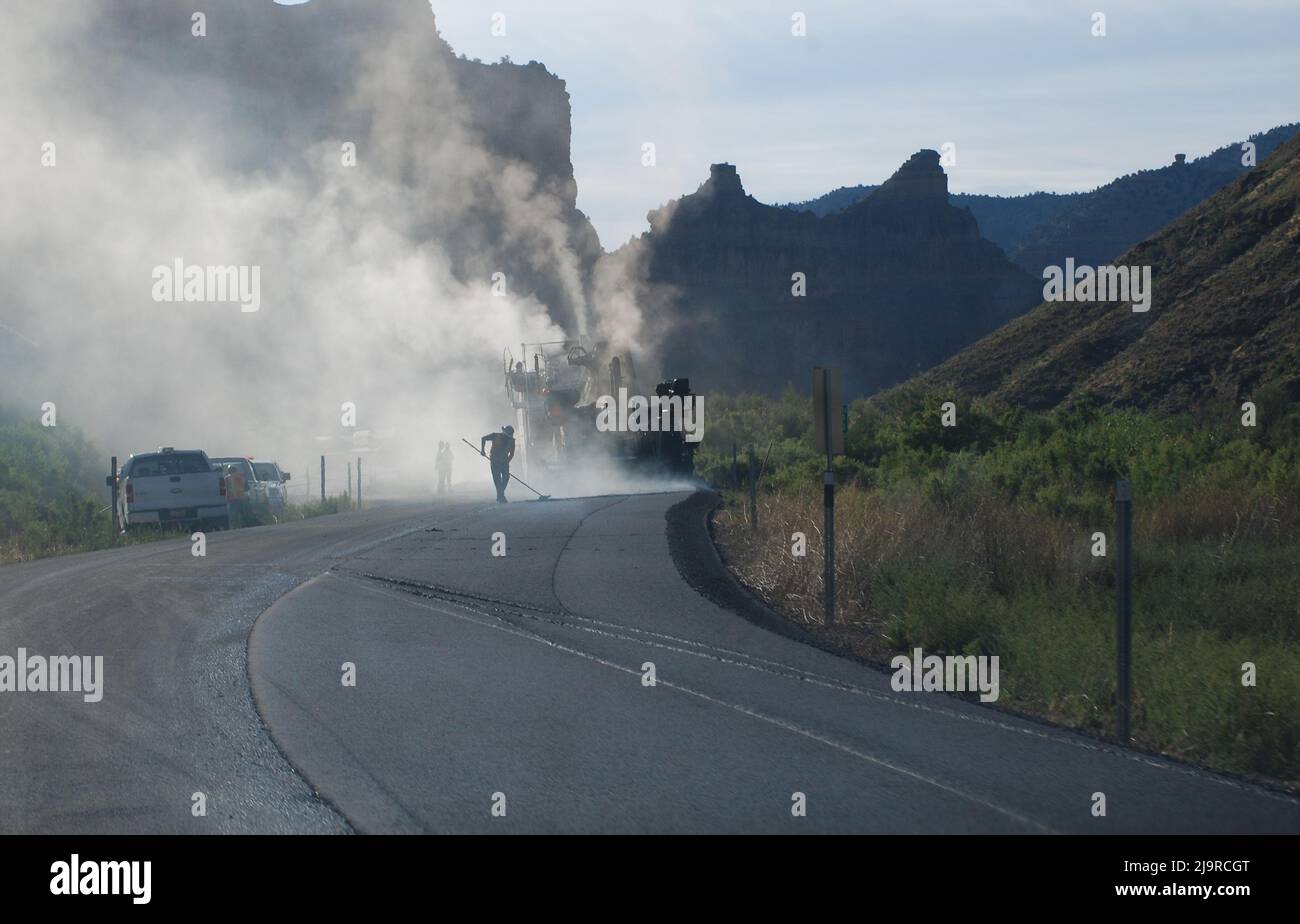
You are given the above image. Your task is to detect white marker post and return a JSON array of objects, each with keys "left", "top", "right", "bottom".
[{"left": 813, "top": 367, "right": 843, "bottom": 626}]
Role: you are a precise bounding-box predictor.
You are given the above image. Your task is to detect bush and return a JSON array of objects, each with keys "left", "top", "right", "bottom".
[{"left": 708, "top": 389, "right": 1300, "bottom": 784}]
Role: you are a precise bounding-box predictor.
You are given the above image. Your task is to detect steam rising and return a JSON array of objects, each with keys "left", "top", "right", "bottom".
[{"left": 0, "top": 1, "right": 660, "bottom": 497}]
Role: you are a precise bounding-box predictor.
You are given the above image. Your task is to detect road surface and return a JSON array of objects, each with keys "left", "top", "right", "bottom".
[{"left": 2, "top": 490, "right": 1297, "bottom": 833}]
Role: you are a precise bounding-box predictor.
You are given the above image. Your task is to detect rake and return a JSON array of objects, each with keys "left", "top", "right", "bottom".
[{"left": 461, "top": 438, "right": 552, "bottom": 500}]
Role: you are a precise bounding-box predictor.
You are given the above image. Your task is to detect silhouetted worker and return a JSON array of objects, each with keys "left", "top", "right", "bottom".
[
  {"left": 510, "top": 361, "right": 528, "bottom": 397},
  {"left": 435, "top": 441, "right": 453, "bottom": 494},
  {"left": 480, "top": 425, "right": 516, "bottom": 502}
]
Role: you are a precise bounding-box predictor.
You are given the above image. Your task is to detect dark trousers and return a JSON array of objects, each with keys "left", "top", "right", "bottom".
[{"left": 490, "top": 459, "right": 509, "bottom": 499}]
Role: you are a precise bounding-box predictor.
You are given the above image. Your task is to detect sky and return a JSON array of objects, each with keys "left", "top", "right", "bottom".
[{"left": 419, "top": 0, "right": 1300, "bottom": 248}]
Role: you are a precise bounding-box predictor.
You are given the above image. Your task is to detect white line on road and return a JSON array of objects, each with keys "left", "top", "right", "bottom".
[{"left": 334, "top": 572, "right": 1056, "bottom": 833}]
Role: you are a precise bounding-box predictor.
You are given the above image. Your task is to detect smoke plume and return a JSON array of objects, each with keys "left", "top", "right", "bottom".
[{"left": 0, "top": 0, "right": 654, "bottom": 496}]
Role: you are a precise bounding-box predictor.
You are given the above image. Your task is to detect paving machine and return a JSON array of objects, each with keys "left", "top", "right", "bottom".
[{"left": 503, "top": 337, "right": 698, "bottom": 479}]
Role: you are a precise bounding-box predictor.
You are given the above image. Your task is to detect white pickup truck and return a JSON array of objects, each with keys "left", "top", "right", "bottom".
[{"left": 112, "top": 448, "right": 229, "bottom": 530}]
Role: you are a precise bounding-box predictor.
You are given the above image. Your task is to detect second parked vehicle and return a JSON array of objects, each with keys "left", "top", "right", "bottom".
[
  {"left": 209, "top": 457, "right": 292, "bottom": 517},
  {"left": 250, "top": 460, "right": 291, "bottom": 512}
]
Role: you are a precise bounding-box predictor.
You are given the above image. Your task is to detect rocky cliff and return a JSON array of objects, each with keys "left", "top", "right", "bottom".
[
  {"left": 783, "top": 124, "right": 1300, "bottom": 277},
  {"left": 633, "top": 152, "right": 1042, "bottom": 396}
]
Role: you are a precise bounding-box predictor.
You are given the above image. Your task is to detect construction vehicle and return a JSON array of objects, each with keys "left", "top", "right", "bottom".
[{"left": 503, "top": 337, "right": 698, "bottom": 478}]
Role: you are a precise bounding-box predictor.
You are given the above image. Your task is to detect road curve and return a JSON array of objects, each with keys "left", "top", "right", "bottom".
[
  {"left": 250, "top": 491, "right": 1300, "bottom": 834},
  {"left": 2, "top": 489, "right": 1298, "bottom": 833},
  {"left": 0, "top": 498, "right": 486, "bottom": 833}
]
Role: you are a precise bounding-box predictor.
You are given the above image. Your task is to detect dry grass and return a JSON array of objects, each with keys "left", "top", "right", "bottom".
[
  {"left": 716, "top": 486, "right": 1098, "bottom": 645},
  {"left": 713, "top": 482, "right": 1300, "bottom": 784}
]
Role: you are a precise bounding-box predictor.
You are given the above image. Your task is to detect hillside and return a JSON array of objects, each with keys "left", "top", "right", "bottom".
[
  {"left": 910, "top": 132, "right": 1300, "bottom": 412},
  {"left": 781, "top": 125, "right": 1300, "bottom": 274},
  {"left": 1007, "top": 123, "right": 1300, "bottom": 275},
  {"left": 632, "top": 153, "right": 1042, "bottom": 396},
  {"left": 0, "top": 406, "right": 108, "bottom": 562},
  {"left": 783, "top": 186, "right": 1082, "bottom": 256},
  {"left": 782, "top": 184, "right": 878, "bottom": 217},
  {"left": 953, "top": 192, "right": 1083, "bottom": 257}
]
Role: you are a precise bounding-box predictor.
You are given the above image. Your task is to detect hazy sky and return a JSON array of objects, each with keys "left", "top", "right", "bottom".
[{"left": 415, "top": 0, "right": 1300, "bottom": 248}]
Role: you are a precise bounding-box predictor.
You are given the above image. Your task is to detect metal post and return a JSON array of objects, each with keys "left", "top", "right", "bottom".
[
  {"left": 1116, "top": 478, "right": 1132, "bottom": 742},
  {"left": 109, "top": 456, "right": 118, "bottom": 534},
  {"left": 357, "top": 458, "right": 362, "bottom": 510},
  {"left": 748, "top": 445, "right": 758, "bottom": 530},
  {"left": 813, "top": 367, "right": 840, "bottom": 628},
  {"left": 823, "top": 375, "right": 836, "bottom": 628},
  {"left": 347, "top": 461, "right": 352, "bottom": 509},
  {"left": 320, "top": 456, "right": 325, "bottom": 502}
]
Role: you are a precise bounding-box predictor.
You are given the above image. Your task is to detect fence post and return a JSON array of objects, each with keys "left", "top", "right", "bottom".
[
  {"left": 109, "top": 456, "right": 118, "bottom": 534},
  {"left": 1116, "top": 478, "right": 1133, "bottom": 743},
  {"left": 824, "top": 469, "right": 835, "bottom": 627},
  {"left": 748, "top": 445, "right": 758, "bottom": 530},
  {"left": 813, "top": 367, "right": 842, "bottom": 627}
]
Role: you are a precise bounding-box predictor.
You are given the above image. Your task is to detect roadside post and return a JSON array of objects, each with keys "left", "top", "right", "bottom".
[
  {"left": 1116, "top": 478, "right": 1133, "bottom": 742},
  {"left": 320, "top": 456, "right": 325, "bottom": 503},
  {"left": 107, "top": 456, "right": 118, "bottom": 534},
  {"left": 347, "top": 461, "right": 352, "bottom": 509},
  {"left": 813, "top": 367, "right": 843, "bottom": 627},
  {"left": 357, "top": 458, "right": 362, "bottom": 510},
  {"left": 748, "top": 445, "right": 758, "bottom": 530}
]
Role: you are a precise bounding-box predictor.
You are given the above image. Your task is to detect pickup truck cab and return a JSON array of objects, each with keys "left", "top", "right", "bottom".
[
  {"left": 250, "top": 460, "right": 291, "bottom": 511},
  {"left": 114, "top": 448, "right": 228, "bottom": 530},
  {"left": 209, "top": 457, "right": 260, "bottom": 516}
]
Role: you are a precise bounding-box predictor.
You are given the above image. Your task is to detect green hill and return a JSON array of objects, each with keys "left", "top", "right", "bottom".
[
  {"left": 913, "top": 131, "right": 1300, "bottom": 414},
  {"left": 0, "top": 406, "right": 111, "bottom": 561}
]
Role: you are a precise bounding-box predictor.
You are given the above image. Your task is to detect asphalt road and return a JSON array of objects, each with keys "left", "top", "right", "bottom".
[{"left": 2, "top": 489, "right": 1298, "bottom": 833}]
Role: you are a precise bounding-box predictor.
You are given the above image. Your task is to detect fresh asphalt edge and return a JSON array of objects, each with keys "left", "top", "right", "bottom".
[
  {"left": 245, "top": 573, "right": 358, "bottom": 835},
  {"left": 663, "top": 489, "right": 844, "bottom": 655},
  {"left": 663, "top": 488, "right": 1300, "bottom": 802}
]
